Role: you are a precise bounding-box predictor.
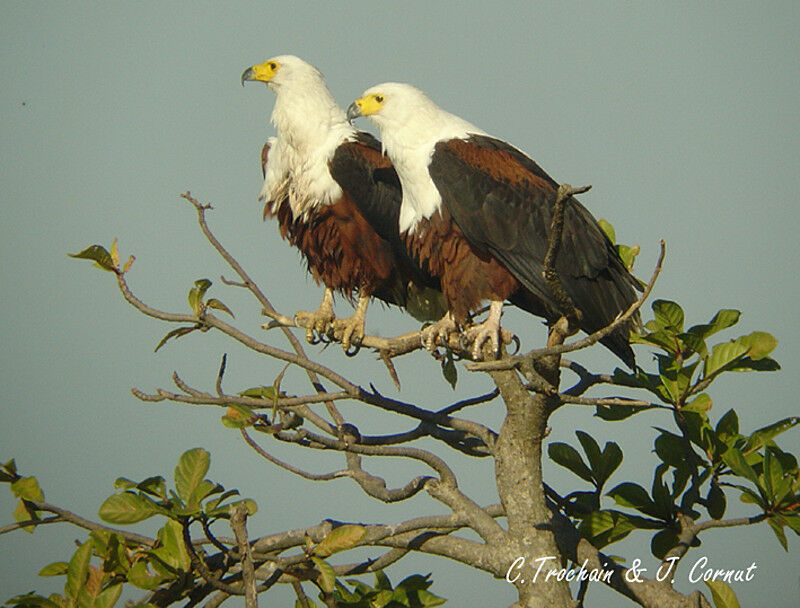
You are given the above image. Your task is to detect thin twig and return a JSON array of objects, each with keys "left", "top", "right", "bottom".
[{"left": 542, "top": 183, "right": 591, "bottom": 324}]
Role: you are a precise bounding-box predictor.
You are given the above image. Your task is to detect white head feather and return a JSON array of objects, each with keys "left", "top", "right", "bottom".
[
  {"left": 356, "top": 83, "right": 486, "bottom": 233},
  {"left": 255, "top": 55, "right": 356, "bottom": 219}
]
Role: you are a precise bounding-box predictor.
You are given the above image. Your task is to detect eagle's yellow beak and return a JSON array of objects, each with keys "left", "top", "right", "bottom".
[
  {"left": 347, "top": 94, "right": 384, "bottom": 121},
  {"left": 241, "top": 61, "right": 278, "bottom": 86}
]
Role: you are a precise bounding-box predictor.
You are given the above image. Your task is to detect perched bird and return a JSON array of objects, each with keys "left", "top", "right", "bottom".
[
  {"left": 347, "top": 83, "right": 640, "bottom": 365},
  {"left": 241, "top": 57, "right": 442, "bottom": 350}
]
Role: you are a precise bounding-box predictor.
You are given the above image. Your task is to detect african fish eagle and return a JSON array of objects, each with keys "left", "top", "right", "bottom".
[
  {"left": 347, "top": 83, "right": 640, "bottom": 365},
  {"left": 241, "top": 58, "right": 442, "bottom": 350}
]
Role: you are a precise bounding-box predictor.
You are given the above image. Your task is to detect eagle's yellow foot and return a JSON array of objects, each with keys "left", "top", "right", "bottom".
[
  {"left": 332, "top": 314, "right": 365, "bottom": 352},
  {"left": 421, "top": 312, "right": 459, "bottom": 353},
  {"left": 462, "top": 301, "right": 511, "bottom": 360},
  {"left": 295, "top": 289, "right": 336, "bottom": 345},
  {"left": 332, "top": 292, "right": 370, "bottom": 353}
]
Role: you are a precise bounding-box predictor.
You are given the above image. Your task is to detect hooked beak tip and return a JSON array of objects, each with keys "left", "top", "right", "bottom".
[
  {"left": 346, "top": 102, "right": 362, "bottom": 122},
  {"left": 241, "top": 67, "right": 255, "bottom": 87}
]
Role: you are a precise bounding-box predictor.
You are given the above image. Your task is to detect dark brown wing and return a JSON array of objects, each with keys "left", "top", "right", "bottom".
[{"left": 429, "top": 135, "right": 639, "bottom": 366}]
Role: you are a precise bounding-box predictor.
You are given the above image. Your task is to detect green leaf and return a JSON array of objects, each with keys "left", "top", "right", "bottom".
[
  {"left": 598, "top": 219, "right": 616, "bottom": 243},
  {"left": 688, "top": 309, "right": 740, "bottom": 341},
  {"left": 736, "top": 331, "right": 778, "bottom": 360},
  {"left": 650, "top": 528, "right": 679, "bottom": 560},
  {"left": 0, "top": 459, "right": 18, "bottom": 483},
  {"left": 310, "top": 556, "right": 337, "bottom": 593},
  {"left": 654, "top": 431, "right": 689, "bottom": 468},
  {"left": 677, "top": 331, "right": 708, "bottom": 357},
  {"left": 441, "top": 352, "right": 457, "bottom": 389},
  {"left": 630, "top": 329, "right": 683, "bottom": 356},
  {"left": 98, "top": 493, "right": 161, "bottom": 524},
  {"left": 707, "top": 484, "right": 726, "bottom": 520},
  {"left": 154, "top": 326, "right": 197, "bottom": 353},
  {"left": 13, "top": 499, "right": 38, "bottom": 532},
  {"left": 206, "top": 298, "right": 234, "bottom": 317},
  {"left": 68, "top": 245, "right": 116, "bottom": 272},
  {"left": 597, "top": 442, "right": 623, "bottom": 488},
  {"left": 652, "top": 300, "right": 684, "bottom": 332},
  {"left": 238, "top": 386, "right": 278, "bottom": 400},
  {"left": 3, "top": 593, "right": 63, "bottom": 608},
  {"left": 650, "top": 465, "right": 675, "bottom": 519},
  {"left": 782, "top": 514, "right": 800, "bottom": 536},
  {"left": 577, "top": 510, "right": 638, "bottom": 548},
  {"left": 225, "top": 498, "right": 258, "bottom": 517},
  {"left": 127, "top": 561, "right": 166, "bottom": 590},
  {"left": 152, "top": 520, "right": 192, "bottom": 571},
  {"left": 109, "top": 237, "right": 120, "bottom": 267},
  {"left": 595, "top": 402, "right": 655, "bottom": 421},
  {"left": 683, "top": 393, "right": 712, "bottom": 413},
  {"left": 113, "top": 477, "right": 137, "bottom": 491},
  {"left": 137, "top": 476, "right": 167, "bottom": 500},
  {"left": 221, "top": 405, "right": 257, "bottom": 429},
  {"left": 396, "top": 574, "right": 433, "bottom": 592},
  {"left": 704, "top": 341, "right": 749, "bottom": 379},
  {"left": 715, "top": 409, "right": 740, "bottom": 445},
  {"left": 11, "top": 476, "right": 44, "bottom": 501},
  {"left": 721, "top": 448, "right": 758, "bottom": 484},
  {"left": 575, "top": 431, "right": 602, "bottom": 474},
  {"left": 187, "top": 279, "right": 212, "bottom": 315},
  {"left": 174, "top": 448, "right": 210, "bottom": 503},
  {"left": 744, "top": 417, "right": 800, "bottom": 452},
  {"left": 726, "top": 357, "right": 781, "bottom": 372},
  {"left": 313, "top": 524, "right": 367, "bottom": 558},
  {"left": 65, "top": 542, "right": 92, "bottom": 601},
  {"left": 38, "top": 561, "right": 70, "bottom": 577},
  {"left": 204, "top": 488, "right": 240, "bottom": 515},
  {"left": 375, "top": 570, "right": 392, "bottom": 590},
  {"left": 617, "top": 244, "right": 640, "bottom": 271},
  {"left": 94, "top": 583, "right": 122, "bottom": 608},
  {"left": 705, "top": 580, "right": 741, "bottom": 608},
  {"left": 548, "top": 443, "right": 594, "bottom": 484},
  {"left": 607, "top": 483, "right": 660, "bottom": 518}
]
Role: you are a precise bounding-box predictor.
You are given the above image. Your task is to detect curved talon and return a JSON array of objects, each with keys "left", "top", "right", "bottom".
[
  {"left": 420, "top": 313, "right": 459, "bottom": 354},
  {"left": 295, "top": 299, "right": 337, "bottom": 347},
  {"left": 333, "top": 316, "right": 365, "bottom": 355},
  {"left": 508, "top": 334, "right": 521, "bottom": 356}
]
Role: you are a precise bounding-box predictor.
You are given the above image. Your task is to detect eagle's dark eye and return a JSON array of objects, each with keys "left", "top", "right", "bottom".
[
  {"left": 269, "top": 62, "right": 277, "bottom": 70},
  {"left": 375, "top": 95, "right": 384, "bottom": 103}
]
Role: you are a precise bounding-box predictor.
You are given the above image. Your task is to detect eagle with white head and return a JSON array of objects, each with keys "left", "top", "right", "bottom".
[
  {"left": 348, "top": 83, "right": 640, "bottom": 364},
  {"left": 242, "top": 59, "right": 442, "bottom": 350}
]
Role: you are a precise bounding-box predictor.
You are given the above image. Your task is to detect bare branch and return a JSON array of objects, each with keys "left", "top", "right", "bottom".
[
  {"left": 230, "top": 505, "right": 258, "bottom": 608},
  {"left": 560, "top": 359, "right": 616, "bottom": 396},
  {"left": 241, "top": 428, "right": 349, "bottom": 482},
  {"left": 557, "top": 394, "right": 665, "bottom": 409},
  {"left": 542, "top": 183, "right": 592, "bottom": 325},
  {"left": 0, "top": 515, "right": 63, "bottom": 536},
  {"left": 660, "top": 512, "right": 769, "bottom": 573},
  {"left": 26, "top": 500, "right": 155, "bottom": 547}
]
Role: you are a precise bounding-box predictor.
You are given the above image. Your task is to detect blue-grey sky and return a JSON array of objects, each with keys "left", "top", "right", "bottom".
[{"left": 1, "top": 2, "right": 798, "bottom": 606}]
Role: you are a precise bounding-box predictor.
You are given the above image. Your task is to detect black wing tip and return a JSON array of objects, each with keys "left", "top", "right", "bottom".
[{"left": 600, "top": 333, "right": 636, "bottom": 370}]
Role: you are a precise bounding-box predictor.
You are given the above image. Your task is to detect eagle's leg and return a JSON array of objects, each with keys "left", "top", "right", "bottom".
[
  {"left": 295, "top": 288, "right": 336, "bottom": 344},
  {"left": 420, "top": 311, "right": 459, "bottom": 353},
  {"left": 463, "top": 300, "right": 513, "bottom": 360},
  {"left": 332, "top": 290, "right": 369, "bottom": 352}
]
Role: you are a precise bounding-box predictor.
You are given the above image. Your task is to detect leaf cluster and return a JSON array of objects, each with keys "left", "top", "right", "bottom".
[{"left": 550, "top": 300, "right": 798, "bottom": 565}]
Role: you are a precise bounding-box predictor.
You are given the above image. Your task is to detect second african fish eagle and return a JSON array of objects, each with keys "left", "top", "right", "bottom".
[
  {"left": 347, "top": 83, "right": 640, "bottom": 365},
  {"left": 241, "top": 57, "right": 442, "bottom": 350}
]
